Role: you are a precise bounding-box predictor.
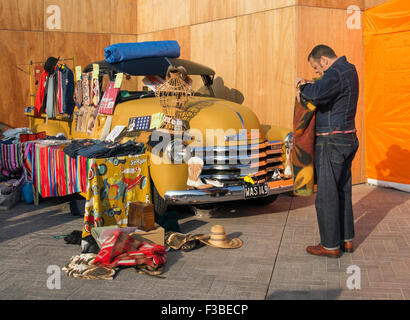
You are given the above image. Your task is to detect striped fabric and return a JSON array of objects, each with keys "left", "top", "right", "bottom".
[
  {"left": 93, "top": 230, "right": 167, "bottom": 269},
  {"left": 0, "top": 143, "right": 25, "bottom": 173},
  {"left": 32, "top": 144, "right": 89, "bottom": 197}
]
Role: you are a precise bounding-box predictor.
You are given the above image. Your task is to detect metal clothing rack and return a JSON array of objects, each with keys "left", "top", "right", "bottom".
[
  {"left": 15, "top": 57, "right": 77, "bottom": 205},
  {"left": 16, "top": 56, "right": 77, "bottom": 106}
]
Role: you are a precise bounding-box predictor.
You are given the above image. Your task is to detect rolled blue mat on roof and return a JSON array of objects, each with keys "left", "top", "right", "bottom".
[{"left": 104, "top": 40, "right": 180, "bottom": 63}]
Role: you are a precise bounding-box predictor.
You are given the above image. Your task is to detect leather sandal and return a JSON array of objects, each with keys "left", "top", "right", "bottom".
[{"left": 135, "top": 265, "right": 166, "bottom": 278}]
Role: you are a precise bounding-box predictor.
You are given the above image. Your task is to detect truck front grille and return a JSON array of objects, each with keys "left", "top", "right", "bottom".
[{"left": 190, "top": 140, "right": 287, "bottom": 185}]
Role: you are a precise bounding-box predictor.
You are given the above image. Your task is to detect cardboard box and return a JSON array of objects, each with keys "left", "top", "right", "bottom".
[
  {"left": 129, "top": 224, "right": 164, "bottom": 246},
  {"left": 127, "top": 201, "right": 155, "bottom": 231}
]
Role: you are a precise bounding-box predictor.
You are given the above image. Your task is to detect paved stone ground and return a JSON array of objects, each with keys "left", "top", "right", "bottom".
[{"left": 0, "top": 184, "right": 409, "bottom": 300}]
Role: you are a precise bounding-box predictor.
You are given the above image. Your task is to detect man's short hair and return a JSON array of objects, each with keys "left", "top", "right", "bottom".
[{"left": 308, "top": 45, "right": 337, "bottom": 62}]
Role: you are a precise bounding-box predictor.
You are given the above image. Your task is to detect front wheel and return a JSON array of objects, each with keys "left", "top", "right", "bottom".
[{"left": 151, "top": 181, "right": 168, "bottom": 218}]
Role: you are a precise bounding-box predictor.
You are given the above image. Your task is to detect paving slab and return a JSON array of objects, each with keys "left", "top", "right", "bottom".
[{"left": 0, "top": 184, "right": 409, "bottom": 300}]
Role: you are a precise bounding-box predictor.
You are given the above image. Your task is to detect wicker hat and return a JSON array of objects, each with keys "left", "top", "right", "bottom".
[{"left": 200, "top": 225, "right": 243, "bottom": 249}]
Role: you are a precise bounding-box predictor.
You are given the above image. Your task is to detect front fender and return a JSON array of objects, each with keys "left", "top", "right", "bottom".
[
  {"left": 264, "top": 125, "right": 292, "bottom": 143},
  {"left": 149, "top": 153, "right": 188, "bottom": 198}
]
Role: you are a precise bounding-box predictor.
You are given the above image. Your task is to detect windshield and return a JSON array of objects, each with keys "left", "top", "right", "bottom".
[{"left": 100, "top": 73, "right": 213, "bottom": 103}]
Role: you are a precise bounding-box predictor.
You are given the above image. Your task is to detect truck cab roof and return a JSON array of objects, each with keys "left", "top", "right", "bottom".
[{"left": 84, "top": 56, "right": 215, "bottom": 79}]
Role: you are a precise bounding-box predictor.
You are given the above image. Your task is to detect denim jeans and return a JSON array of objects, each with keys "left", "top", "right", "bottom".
[{"left": 314, "top": 133, "right": 359, "bottom": 250}]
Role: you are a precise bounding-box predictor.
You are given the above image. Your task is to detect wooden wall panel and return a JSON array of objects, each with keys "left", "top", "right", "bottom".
[
  {"left": 44, "top": 32, "right": 110, "bottom": 72},
  {"left": 190, "top": 0, "right": 237, "bottom": 25},
  {"left": 137, "top": 26, "right": 191, "bottom": 60},
  {"left": 0, "top": 31, "right": 43, "bottom": 128},
  {"left": 44, "top": 0, "right": 111, "bottom": 33},
  {"left": 111, "top": 0, "right": 137, "bottom": 34},
  {"left": 236, "top": 7, "right": 297, "bottom": 129},
  {"left": 298, "top": 0, "right": 362, "bottom": 10},
  {"left": 190, "top": 19, "right": 238, "bottom": 102},
  {"left": 364, "top": 0, "right": 390, "bottom": 10},
  {"left": 236, "top": 0, "right": 296, "bottom": 16},
  {"left": 137, "top": 0, "right": 191, "bottom": 34},
  {"left": 110, "top": 34, "right": 138, "bottom": 45},
  {"left": 0, "top": 0, "right": 43, "bottom": 31},
  {"left": 297, "top": 6, "right": 365, "bottom": 183}
]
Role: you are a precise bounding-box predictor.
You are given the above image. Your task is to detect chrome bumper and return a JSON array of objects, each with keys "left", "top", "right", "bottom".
[{"left": 164, "top": 182, "right": 293, "bottom": 205}]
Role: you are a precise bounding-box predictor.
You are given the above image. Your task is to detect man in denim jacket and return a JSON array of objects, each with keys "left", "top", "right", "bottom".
[{"left": 296, "top": 45, "right": 359, "bottom": 258}]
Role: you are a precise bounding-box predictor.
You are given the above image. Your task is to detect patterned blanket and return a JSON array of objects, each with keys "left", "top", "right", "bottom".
[
  {"left": 94, "top": 230, "right": 167, "bottom": 269},
  {"left": 82, "top": 154, "right": 151, "bottom": 240},
  {"left": 291, "top": 97, "right": 317, "bottom": 196}
]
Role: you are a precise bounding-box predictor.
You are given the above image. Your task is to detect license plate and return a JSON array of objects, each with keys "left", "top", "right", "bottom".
[{"left": 244, "top": 183, "right": 269, "bottom": 199}]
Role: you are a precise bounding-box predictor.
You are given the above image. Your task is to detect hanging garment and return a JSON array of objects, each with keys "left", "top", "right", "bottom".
[
  {"left": 91, "top": 77, "right": 100, "bottom": 107},
  {"left": 86, "top": 106, "right": 99, "bottom": 135},
  {"left": 75, "top": 80, "right": 82, "bottom": 108},
  {"left": 46, "top": 73, "right": 55, "bottom": 118},
  {"left": 57, "top": 67, "right": 63, "bottom": 114},
  {"left": 82, "top": 73, "right": 91, "bottom": 107},
  {"left": 34, "top": 70, "right": 49, "bottom": 116},
  {"left": 59, "top": 65, "right": 75, "bottom": 114}
]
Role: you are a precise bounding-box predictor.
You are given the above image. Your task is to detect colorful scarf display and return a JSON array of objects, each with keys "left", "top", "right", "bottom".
[
  {"left": 32, "top": 144, "right": 89, "bottom": 197},
  {"left": 0, "top": 143, "right": 25, "bottom": 174}
]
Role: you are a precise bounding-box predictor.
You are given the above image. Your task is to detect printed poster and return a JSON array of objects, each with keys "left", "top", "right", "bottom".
[{"left": 98, "top": 81, "right": 119, "bottom": 115}]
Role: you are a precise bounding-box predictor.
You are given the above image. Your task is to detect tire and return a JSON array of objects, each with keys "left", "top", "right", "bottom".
[
  {"left": 151, "top": 181, "right": 168, "bottom": 218},
  {"left": 247, "top": 194, "right": 278, "bottom": 206}
]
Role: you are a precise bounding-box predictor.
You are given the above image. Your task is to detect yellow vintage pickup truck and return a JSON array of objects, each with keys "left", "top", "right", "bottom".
[{"left": 26, "top": 56, "right": 293, "bottom": 216}]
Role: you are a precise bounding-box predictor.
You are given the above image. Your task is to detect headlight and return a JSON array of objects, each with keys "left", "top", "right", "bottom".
[
  {"left": 284, "top": 132, "right": 293, "bottom": 152},
  {"left": 166, "top": 139, "right": 188, "bottom": 164}
]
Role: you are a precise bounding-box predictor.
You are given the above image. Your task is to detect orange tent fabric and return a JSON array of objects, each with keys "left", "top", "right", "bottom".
[{"left": 364, "top": 0, "right": 410, "bottom": 191}]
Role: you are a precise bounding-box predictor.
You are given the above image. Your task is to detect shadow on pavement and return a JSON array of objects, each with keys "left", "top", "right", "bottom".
[
  {"left": 352, "top": 186, "right": 409, "bottom": 250},
  {"left": 0, "top": 199, "right": 81, "bottom": 243}
]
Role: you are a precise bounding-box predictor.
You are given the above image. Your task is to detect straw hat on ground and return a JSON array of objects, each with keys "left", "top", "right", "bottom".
[{"left": 200, "top": 225, "right": 243, "bottom": 249}]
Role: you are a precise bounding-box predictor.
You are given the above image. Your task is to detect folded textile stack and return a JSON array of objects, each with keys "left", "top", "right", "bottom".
[
  {"left": 93, "top": 230, "right": 167, "bottom": 272},
  {"left": 1, "top": 128, "right": 32, "bottom": 144},
  {"left": 104, "top": 41, "right": 180, "bottom": 63},
  {"left": 63, "top": 139, "right": 145, "bottom": 159}
]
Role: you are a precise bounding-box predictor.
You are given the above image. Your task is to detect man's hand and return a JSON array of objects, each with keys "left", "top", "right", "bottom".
[
  {"left": 295, "top": 77, "right": 308, "bottom": 103},
  {"left": 296, "top": 90, "right": 301, "bottom": 103},
  {"left": 295, "top": 77, "right": 307, "bottom": 89}
]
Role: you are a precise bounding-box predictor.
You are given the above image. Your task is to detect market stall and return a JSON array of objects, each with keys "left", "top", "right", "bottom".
[{"left": 1, "top": 41, "right": 247, "bottom": 280}]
